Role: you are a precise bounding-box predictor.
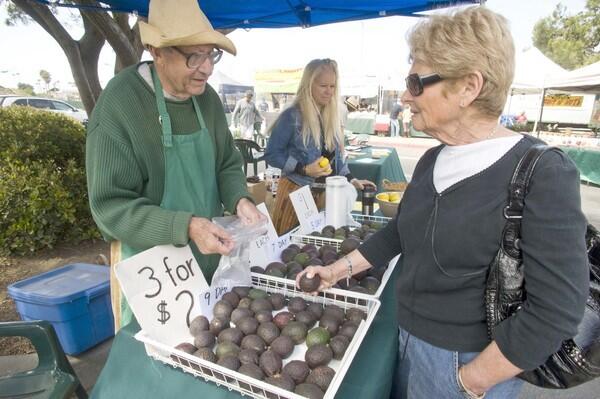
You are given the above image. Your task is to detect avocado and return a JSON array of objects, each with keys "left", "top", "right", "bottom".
[
  {"left": 175, "top": 342, "right": 197, "bottom": 354},
  {"left": 308, "top": 257, "right": 324, "bottom": 266},
  {"left": 318, "top": 244, "right": 337, "bottom": 257},
  {"left": 237, "top": 316, "right": 259, "bottom": 335},
  {"left": 320, "top": 251, "right": 338, "bottom": 265},
  {"left": 304, "top": 343, "right": 333, "bottom": 369},
  {"left": 241, "top": 334, "right": 267, "bottom": 354},
  {"left": 193, "top": 330, "right": 215, "bottom": 348},
  {"left": 337, "top": 321, "right": 359, "bottom": 340},
  {"left": 255, "top": 310, "right": 273, "bottom": 323},
  {"left": 322, "top": 305, "right": 345, "bottom": 323},
  {"left": 232, "top": 286, "right": 251, "bottom": 298},
  {"left": 248, "top": 288, "right": 269, "bottom": 300},
  {"left": 281, "top": 321, "right": 308, "bottom": 344},
  {"left": 306, "top": 303, "right": 324, "bottom": 319},
  {"left": 237, "top": 297, "right": 253, "bottom": 309},
  {"left": 217, "top": 355, "right": 240, "bottom": 371},
  {"left": 221, "top": 291, "right": 240, "bottom": 308},
  {"left": 295, "top": 310, "right": 317, "bottom": 328},
  {"left": 334, "top": 227, "right": 347, "bottom": 238},
  {"left": 250, "top": 297, "right": 274, "bottom": 313},
  {"left": 215, "top": 341, "right": 240, "bottom": 359},
  {"left": 345, "top": 308, "right": 367, "bottom": 324},
  {"left": 217, "top": 327, "right": 244, "bottom": 346},
  {"left": 294, "top": 252, "right": 311, "bottom": 266},
  {"left": 259, "top": 350, "right": 283, "bottom": 377},
  {"left": 266, "top": 261, "right": 288, "bottom": 276},
  {"left": 265, "top": 267, "right": 285, "bottom": 278},
  {"left": 309, "top": 231, "right": 322, "bottom": 237},
  {"left": 189, "top": 315, "right": 209, "bottom": 335},
  {"left": 301, "top": 243, "right": 317, "bottom": 253},
  {"left": 306, "top": 365, "right": 335, "bottom": 391},
  {"left": 359, "top": 276, "right": 380, "bottom": 294},
  {"left": 305, "top": 327, "right": 330, "bottom": 347},
  {"left": 269, "top": 335, "right": 295, "bottom": 359},
  {"left": 283, "top": 360, "right": 311, "bottom": 384},
  {"left": 193, "top": 347, "right": 217, "bottom": 362},
  {"left": 273, "top": 311, "right": 295, "bottom": 329},
  {"left": 367, "top": 266, "right": 386, "bottom": 281},
  {"left": 257, "top": 321, "right": 280, "bottom": 345},
  {"left": 213, "top": 299, "right": 233, "bottom": 319},
  {"left": 321, "top": 225, "right": 336, "bottom": 237},
  {"left": 329, "top": 335, "right": 350, "bottom": 360},
  {"left": 295, "top": 383, "right": 324, "bottom": 399},
  {"left": 287, "top": 297, "right": 307, "bottom": 313},
  {"left": 231, "top": 307, "right": 254, "bottom": 324},
  {"left": 299, "top": 273, "right": 321, "bottom": 292},
  {"left": 238, "top": 348, "right": 259, "bottom": 365},
  {"left": 340, "top": 237, "right": 360, "bottom": 254},
  {"left": 281, "top": 246, "right": 300, "bottom": 263},
  {"left": 269, "top": 293, "right": 287, "bottom": 310},
  {"left": 265, "top": 373, "right": 296, "bottom": 392},
  {"left": 209, "top": 316, "right": 230, "bottom": 335},
  {"left": 318, "top": 315, "right": 340, "bottom": 336},
  {"left": 238, "top": 362, "right": 264, "bottom": 381},
  {"left": 337, "top": 277, "right": 357, "bottom": 290}
]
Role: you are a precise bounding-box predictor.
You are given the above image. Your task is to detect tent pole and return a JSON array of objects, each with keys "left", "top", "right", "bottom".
[{"left": 535, "top": 88, "right": 546, "bottom": 137}]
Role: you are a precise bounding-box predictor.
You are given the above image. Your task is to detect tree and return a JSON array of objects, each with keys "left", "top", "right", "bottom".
[
  {"left": 17, "top": 82, "right": 35, "bottom": 95},
  {"left": 39, "top": 69, "right": 51, "bottom": 92},
  {"left": 533, "top": 0, "right": 600, "bottom": 70},
  {"left": 3, "top": 0, "right": 144, "bottom": 115}
]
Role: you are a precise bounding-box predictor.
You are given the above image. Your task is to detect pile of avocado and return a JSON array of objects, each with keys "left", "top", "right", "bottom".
[
  {"left": 309, "top": 221, "right": 384, "bottom": 241},
  {"left": 175, "top": 287, "right": 367, "bottom": 399},
  {"left": 252, "top": 226, "right": 386, "bottom": 295}
]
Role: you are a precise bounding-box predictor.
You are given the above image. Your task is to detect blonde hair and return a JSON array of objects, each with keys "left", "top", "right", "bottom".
[
  {"left": 407, "top": 6, "right": 514, "bottom": 117},
  {"left": 270, "top": 59, "right": 342, "bottom": 151}
]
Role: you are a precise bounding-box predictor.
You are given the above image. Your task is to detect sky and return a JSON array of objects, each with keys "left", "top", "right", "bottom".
[{"left": 0, "top": 0, "right": 589, "bottom": 93}]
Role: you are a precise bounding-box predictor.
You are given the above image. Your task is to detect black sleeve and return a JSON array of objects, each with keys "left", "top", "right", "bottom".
[{"left": 493, "top": 150, "right": 589, "bottom": 370}]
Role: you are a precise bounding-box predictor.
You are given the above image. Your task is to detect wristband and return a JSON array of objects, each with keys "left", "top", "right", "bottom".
[
  {"left": 457, "top": 367, "right": 486, "bottom": 399},
  {"left": 342, "top": 256, "right": 353, "bottom": 286}
]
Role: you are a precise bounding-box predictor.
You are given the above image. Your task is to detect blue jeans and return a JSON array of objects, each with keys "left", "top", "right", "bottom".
[
  {"left": 392, "top": 327, "right": 524, "bottom": 398},
  {"left": 390, "top": 119, "right": 400, "bottom": 137}
]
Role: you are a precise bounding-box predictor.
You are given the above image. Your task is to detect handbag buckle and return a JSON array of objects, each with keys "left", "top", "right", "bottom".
[{"left": 503, "top": 206, "right": 522, "bottom": 220}]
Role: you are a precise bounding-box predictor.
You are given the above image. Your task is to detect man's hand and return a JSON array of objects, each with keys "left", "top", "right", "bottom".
[
  {"left": 236, "top": 198, "right": 265, "bottom": 225},
  {"left": 188, "top": 217, "right": 235, "bottom": 255}
]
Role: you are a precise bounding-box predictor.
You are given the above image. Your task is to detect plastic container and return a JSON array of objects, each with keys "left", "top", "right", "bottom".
[{"left": 7, "top": 263, "right": 114, "bottom": 355}]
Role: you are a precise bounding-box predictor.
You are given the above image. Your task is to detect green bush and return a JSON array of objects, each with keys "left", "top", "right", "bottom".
[{"left": 0, "top": 107, "right": 99, "bottom": 255}]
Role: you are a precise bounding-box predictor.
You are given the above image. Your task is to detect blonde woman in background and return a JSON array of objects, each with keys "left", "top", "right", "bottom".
[{"left": 265, "top": 58, "right": 374, "bottom": 235}]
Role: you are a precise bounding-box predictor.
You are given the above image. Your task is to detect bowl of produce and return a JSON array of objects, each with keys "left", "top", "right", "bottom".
[{"left": 376, "top": 191, "right": 403, "bottom": 217}]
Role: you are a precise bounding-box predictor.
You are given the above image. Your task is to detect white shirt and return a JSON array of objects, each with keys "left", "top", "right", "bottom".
[{"left": 433, "top": 135, "right": 523, "bottom": 193}]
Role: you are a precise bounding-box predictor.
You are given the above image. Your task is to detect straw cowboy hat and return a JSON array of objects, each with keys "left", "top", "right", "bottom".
[{"left": 139, "top": 0, "right": 236, "bottom": 55}]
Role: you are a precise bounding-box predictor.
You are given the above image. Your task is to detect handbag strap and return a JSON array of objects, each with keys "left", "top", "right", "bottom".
[{"left": 502, "top": 144, "right": 558, "bottom": 253}]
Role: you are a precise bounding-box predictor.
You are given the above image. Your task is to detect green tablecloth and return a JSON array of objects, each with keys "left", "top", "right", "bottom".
[
  {"left": 90, "top": 274, "right": 399, "bottom": 399},
  {"left": 560, "top": 146, "right": 600, "bottom": 186},
  {"left": 346, "top": 113, "right": 375, "bottom": 134},
  {"left": 347, "top": 146, "right": 407, "bottom": 190}
]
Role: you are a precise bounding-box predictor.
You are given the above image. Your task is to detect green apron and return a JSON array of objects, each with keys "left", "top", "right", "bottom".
[{"left": 119, "top": 66, "right": 223, "bottom": 327}]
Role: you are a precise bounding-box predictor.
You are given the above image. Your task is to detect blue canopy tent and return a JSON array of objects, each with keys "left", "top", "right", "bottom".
[{"left": 34, "top": 0, "right": 480, "bottom": 29}]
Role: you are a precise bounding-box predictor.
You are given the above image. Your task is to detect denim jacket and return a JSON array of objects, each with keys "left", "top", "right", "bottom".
[{"left": 265, "top": 105, "right": 350, "bottom": 186}]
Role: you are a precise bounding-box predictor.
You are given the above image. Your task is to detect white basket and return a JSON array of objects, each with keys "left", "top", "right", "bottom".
[
  {"left": 135, "top": 274, "right": 381, "bottom": 399},
  {"left": 288, "top": 213, "right": 397, "bottom": 298}
]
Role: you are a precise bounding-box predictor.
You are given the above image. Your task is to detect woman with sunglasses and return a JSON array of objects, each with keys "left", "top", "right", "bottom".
[
  {"left": 297, "top": 7, "right": 588, "bottom": 399},
  {"left": 265, "top": 58, "right": 375, "bottom": 235}
]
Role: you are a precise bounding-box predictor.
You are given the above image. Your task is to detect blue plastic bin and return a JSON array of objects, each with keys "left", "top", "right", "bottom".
[{"left": 7, "top": 263, "right": 114, "bottom": 355}]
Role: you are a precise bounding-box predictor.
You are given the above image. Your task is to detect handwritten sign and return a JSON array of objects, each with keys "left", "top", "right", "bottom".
[
  {"left": 289, "top": 185, "right": 320, "bottom": 233},
  {"left": 304, "top": 212, "right": 326, "bottom": 234},
  {"left": 250, "top": 203, "right": 291, "bottom": 264},
  {"left": 115, "top": 245, "right": 209, "bottom": 346}
]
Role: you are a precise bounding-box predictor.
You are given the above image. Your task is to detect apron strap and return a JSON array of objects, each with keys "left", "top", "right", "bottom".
[{"left": 151, "top": 66, "right": 173, "bottom": 147}]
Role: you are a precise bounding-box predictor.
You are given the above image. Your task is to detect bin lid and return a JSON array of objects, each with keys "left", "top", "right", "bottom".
[{"left": 8, "top": 263, "right": 110, "bottom": 304}]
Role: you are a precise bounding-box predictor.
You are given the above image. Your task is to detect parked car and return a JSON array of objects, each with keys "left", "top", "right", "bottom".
[{"left": 0, "top": 96, "right": 88, "bottom": 125}]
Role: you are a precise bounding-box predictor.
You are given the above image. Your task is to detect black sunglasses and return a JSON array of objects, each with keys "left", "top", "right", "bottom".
[{"left": 405, "top": 73, "right": 443, "bottom": 96}]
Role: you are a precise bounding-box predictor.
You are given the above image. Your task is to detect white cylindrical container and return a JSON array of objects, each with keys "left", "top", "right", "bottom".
[{"left": 325, "top": 176, "right": 358, "bottom": 228}]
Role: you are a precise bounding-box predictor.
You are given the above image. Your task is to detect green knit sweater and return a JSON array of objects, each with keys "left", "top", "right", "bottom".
[{"left": 86, "top": 63, "right": 249, "bottom": 251}]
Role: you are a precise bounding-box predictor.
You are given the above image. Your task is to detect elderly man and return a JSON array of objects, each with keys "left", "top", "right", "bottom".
[
  {"left": 86, "top": 0, "right": 262, "bottom": 328},
  {"left": 232, "top": 90, "right": 262, "bottom": 139}
]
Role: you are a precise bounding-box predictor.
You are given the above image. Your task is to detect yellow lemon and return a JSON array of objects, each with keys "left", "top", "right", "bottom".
[
  {"left": 389, "top": 192, "right": 400, "bottom": 202},
  {"left": 318, "top": 157, "right": 330, "bottom": 168},
  {"left": 378, "top": 193, "right": 390, "bottom": 202}
]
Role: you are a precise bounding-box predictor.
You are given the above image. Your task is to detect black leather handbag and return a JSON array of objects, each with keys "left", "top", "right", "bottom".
[{"left": 485, "top": 144, "right": 600, "bottom": 389}]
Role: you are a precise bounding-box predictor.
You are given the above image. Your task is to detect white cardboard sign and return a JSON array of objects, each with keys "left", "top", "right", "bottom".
[
  {"left": 289, "top": 185, "right": 322, "bottom": 234},
  {"left": 250, "top": 203, "right": 292, "bottom": 264},
  {"left": 115, "top": 244, "right": 209, "bottom": 346}
]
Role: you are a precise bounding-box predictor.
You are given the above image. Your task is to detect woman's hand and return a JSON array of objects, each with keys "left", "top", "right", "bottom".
[
  {"left": 236, "top": 198, "right": 266, "bottom": 225},
  {"left": 351, "top": 179, "right": 376, "bottom": 191},
  {"left": 304, "top": 158, "right": 333, "bottom": 178},
  {"left": 188, "top": 217, "right": 235, "bottom": 255},
  {"left": 295, "top": 264, "right": 344, "bottom": 294}
]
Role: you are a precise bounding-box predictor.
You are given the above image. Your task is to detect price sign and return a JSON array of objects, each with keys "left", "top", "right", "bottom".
[
  {"left": 198, "top": 284, "right": 231, "bottom": 318},
  {"left": 305, "top": 212, "right": 326, "bottom": 233},
  {"left": 115, "top": 245, "right": 209, "bottom": 346},
  {"left": 250, "top": 203, "right": 289, "bottom": 264},
  {"left": 289, "top": 185, "right": 320, "bottom": 233}
]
